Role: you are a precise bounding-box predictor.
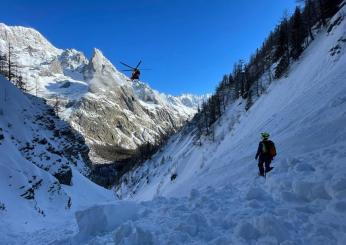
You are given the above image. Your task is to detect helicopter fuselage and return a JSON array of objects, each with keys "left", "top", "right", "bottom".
[{"left": 131, "top": 69, "right": 141, "bottom": 80}]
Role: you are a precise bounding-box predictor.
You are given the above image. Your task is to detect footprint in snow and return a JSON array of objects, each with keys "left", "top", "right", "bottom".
[
  {"left": 294, "top": 163, "right": 315, "bottom": 172},
  {"left": 245, "top": 187, "right": 273, "bottom": 202},
  {"left": 285, "top": 157, "right": 302, "bottom": 167}
]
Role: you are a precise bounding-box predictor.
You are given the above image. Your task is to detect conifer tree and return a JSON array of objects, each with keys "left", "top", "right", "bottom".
[
  {"left": 274, "top": 17, "right": 290, "bottom": 78},
  {"left": 7, "top": 43, "right": 17, "bottom": 81},
  {"left": 16, "top": 74, "right": 27, "bottom": 92},
  {"left": 0, "top": 52, "right": 6, "bottom": 76},
  {"left": 245, "top": 90, "right": 253, "bottom": 111},
  {"left": 302, "top": 0, "right": 316, "bottom": 41},
  {"left": 290, "top": 7, "right": 306, "bottom": 60},
  {"left": 318, "top": 0, "right": 327, "bottom": 26}
]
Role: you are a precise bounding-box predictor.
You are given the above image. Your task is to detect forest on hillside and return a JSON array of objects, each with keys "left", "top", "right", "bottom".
[{"left": 194, "top": 0, "right": 343, "bottom": 135}]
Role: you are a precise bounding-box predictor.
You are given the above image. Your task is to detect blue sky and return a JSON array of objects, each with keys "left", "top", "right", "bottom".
[{"left": 1, "top": 0, "right": 296, "bottom": 95}]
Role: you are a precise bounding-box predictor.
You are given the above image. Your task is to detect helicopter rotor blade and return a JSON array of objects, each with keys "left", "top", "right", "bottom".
[
  {"left": 121, "top": 69, "right": 134, "bottom": 72},
  {"left": 120, "top": 62, "right": 135, "bottom": 69},
  {"left": 135, "top": 60, "right": 142, "bottom": 69}
]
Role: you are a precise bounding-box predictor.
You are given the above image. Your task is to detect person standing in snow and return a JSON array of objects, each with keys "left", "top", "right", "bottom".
[{"left": 255, "top": 132, "right": 276, "bottom": 177}]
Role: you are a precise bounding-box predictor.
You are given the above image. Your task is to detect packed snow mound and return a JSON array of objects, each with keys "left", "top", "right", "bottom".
[
  {"left": 20, "top": 169, "right": 346, "bottom": 244},
  {"left": 72, "top": 202, "right": 139, "bottom": 243},
  {"left": 60, "top": 183, "right": 345, "bottom": 244}
]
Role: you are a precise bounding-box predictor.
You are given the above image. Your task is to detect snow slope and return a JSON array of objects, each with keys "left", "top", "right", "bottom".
[
  {"left": 0, "top": 76, "right": 114, "bottom": 244},
  {"left": 117, "top": 3, "right": 346, "bottom": 200}
]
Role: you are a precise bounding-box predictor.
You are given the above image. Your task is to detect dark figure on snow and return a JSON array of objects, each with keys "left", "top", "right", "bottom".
[{"left": 255, "top": 132, "right": 276, "bottom": 177}]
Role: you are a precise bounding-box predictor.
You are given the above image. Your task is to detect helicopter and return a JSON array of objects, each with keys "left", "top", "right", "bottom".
[{"left": 120, "top": 60, "right": 150, "bottom": 81}]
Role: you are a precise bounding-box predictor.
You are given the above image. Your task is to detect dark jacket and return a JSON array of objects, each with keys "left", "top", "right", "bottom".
[{"left": 255, "top": 140, "right": 275, "bottom": 160}]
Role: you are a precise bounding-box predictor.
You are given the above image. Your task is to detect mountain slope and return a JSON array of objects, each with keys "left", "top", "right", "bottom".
[
  {"left": 0, "top": 75, "right": 114, "bottom": 242},
  {"left": 116, "top": 4, "right": 346, "bottom": 200},
  {"left": 0, "top": 24, "right": 206, "bottom": 164}
]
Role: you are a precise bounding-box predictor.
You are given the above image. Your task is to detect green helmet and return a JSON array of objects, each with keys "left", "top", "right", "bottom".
[{"left": 261, "top": 132, "right": 270, "bottom": 139}]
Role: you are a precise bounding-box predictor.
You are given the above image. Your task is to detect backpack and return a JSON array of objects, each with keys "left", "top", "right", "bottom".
[{"left": 262, "top": 140, "right": 277, "bottom": 157}]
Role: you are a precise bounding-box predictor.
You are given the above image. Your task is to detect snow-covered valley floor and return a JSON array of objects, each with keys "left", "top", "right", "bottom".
[{"left": 19, "top": 146, "right": 346, "bottom": 244}]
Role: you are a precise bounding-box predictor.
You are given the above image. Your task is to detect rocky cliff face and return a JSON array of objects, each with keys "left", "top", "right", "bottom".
[
  {"left": 71, "top": 49, "right": 193, "bottom": 163},
  {"left": 0, "top": 75, "right": 94, "bottom": 216},
  {"left": 0, "top": 76, "right": 114, "bottom": 230},
  {"left": 0, "top": 23, "right": 206, "bottom": 164}
]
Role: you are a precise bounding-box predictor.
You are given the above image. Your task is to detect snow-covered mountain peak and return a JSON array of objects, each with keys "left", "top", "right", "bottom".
[
  {"left": 84, "top": 48, "right": 127, "bottom": 88},
  {"left": 174, "top": 93, "right": 210, "bottom": 109},
  {"left": 89, "top": 48, "right": 115, "bottom": 72},
  {"left": 132, "top": 80, "right": 208, "bottom": 107},
  {"left": 59, "top": 48, "right": 88, "bottom": 72},
  {"left": 0, "top": 23, "right": 61, "bottom": 65}
]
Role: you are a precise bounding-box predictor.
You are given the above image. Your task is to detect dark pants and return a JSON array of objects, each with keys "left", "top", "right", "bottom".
[{"left": 258, "top": 156, "right": 272, "bottom": 175}]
